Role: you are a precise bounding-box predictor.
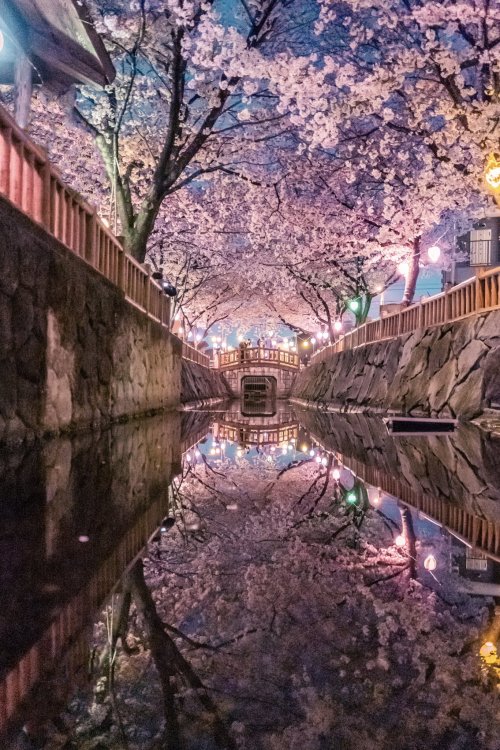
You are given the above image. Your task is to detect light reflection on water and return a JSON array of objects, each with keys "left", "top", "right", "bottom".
[{"left": 1, "top": 400, "right": 500, "bottom": 747}]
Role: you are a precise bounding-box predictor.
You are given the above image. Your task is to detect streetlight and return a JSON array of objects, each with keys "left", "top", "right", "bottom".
[
  {"left": 427, "top": 245, "right": 441, "bottom": 264},
  {"left": 334, "top": 320, "right": 342, "bottom": 333},
  {"left": 398, "top": 260, "right": 410, "bottom": 277},
  {"left": 485, "top": 153, "right": 500, "bottom": 203}
]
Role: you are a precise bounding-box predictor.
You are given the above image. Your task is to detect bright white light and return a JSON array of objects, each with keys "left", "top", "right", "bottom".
[
  {"left": 309, "top": 449, "right": 316, "bottom": 457},
  {"left": 315, "top": 456, "right": 322, "bottom": 464},
  {"left": 398, "top": 261, "right": 410, "bottom": 277},
  {"left": 187, "top": 331, "right": 193, "bottom": 339},
  {"left": 428, "top": 245, "right": 441, "bottom": 263},
  {"left": 0, "top": 31, "right": 4, "bottom": 53},
  {"left": 395, "top": 534, "right": 406, "bottom": 548},
  {"left": 321, "top": 456, "right": 328, "bottom": 466},
  {"left": 211, "top": 336, "right": 217, "bottom": 342},
  {"left": 185, "top": 452, "right": 191, "bottom": 461},
  {"left": 78, "top": 535, "right": 90, "bottom": 543},
  {"left": 332, "top": 468, "right": 341, "bottom": 480},
  {"left": 196, "top": 335, "right": 202, "bottom": 342},
  {"left": 334, "top": 320, "right": 342, "bottom": 332},
  {"left": 311, "top": 337, "right": 316, "bottom": 344},
  {"left": 423, "top": 554, "right": 437, "bottom": 571}
]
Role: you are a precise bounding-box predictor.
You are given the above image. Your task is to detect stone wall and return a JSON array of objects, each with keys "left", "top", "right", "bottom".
[
  {"left": 295, "top": 407, "right": 500, "bottom": 523},
  {"left": 181, "top": 359, "right": 232, "bottom": 405},
  {"left": 292, "top": 311, "right": 500, "bottom": 419},
  {"left": 0, "top": 198, "right": 181, "bottom": 445}
]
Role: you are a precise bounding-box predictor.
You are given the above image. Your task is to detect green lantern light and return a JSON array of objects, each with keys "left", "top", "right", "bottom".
[
  {"left": 346, "top": 491, "right": 358, "bottom": 504},
  {"left": 348, "top": 298, "right": 360, "bottom": 312}
]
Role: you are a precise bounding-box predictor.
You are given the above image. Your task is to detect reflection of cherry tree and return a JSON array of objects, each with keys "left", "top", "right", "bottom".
[{"left": 59, "top": 450, "right": 500, "bottom": 750}]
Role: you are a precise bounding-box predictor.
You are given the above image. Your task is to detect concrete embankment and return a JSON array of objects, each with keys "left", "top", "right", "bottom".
[{"left": 292, "top": 312, "right": 500, "bottom": 419}]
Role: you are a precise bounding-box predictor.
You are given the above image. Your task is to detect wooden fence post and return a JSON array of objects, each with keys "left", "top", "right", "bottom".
[{"left": 475, "top": 275, "right": 484, "bottom": 311}]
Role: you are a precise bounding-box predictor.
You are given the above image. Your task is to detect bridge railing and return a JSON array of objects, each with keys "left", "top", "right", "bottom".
[
  {"left": 311, "top": 266, "right": 500, "bottom": 364},
  {"left": 219, "top": 347, "right": 299, "bottom": 370},
  {"left": 0, "top": 103, "right": 170, "bottom": 330}
]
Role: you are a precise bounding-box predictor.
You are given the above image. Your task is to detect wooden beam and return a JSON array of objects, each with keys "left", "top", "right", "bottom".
[{"left": 14, "top": 50, "right": 32, "bottom": 127}]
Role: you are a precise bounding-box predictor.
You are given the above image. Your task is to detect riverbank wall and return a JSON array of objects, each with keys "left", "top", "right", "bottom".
[
  {"left": 292, "top": 311, "right": 500, "bottom": 419},
  {"left": 0, "top": 198, "right": 181, "bottom": 446},
  {"left": 181, "top": 360, "right": 232, "bottom": 406}
]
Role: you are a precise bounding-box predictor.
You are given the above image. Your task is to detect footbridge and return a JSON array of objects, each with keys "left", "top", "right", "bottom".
[{"left": 217, "top": 348, "right": 300, "bottom": 400}]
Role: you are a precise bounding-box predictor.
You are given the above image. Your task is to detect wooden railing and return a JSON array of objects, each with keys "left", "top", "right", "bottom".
[
  {"left": 0, "top": 103, "right": 170, "bottom": 330},
  {"left": 0, "top": 492, "right": 170, "bottom": 737},
  {"left": 219, "top": 347, "right": 299, "bottom": 370},
  {"left": 181, "top": 340, "right": 210, "bottom": 368},
  {"left": 342, "top": 455, "right": 500, "bottom": 563},
  {"left": 310, "top": 267, "right": 500, "bottom": 364}
]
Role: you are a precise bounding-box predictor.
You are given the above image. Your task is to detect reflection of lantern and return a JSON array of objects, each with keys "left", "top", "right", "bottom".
[
  {"left": 395, "top": 534, "right": 406, "bottom": 547},
  {"left": 485, "top": 153, "right": 500, "bottom": 192},
  {"left": 423, "top": 554, "right": 437, "bottom": 571}
]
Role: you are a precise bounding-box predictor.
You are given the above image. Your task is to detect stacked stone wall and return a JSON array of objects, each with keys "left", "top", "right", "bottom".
[
  {"left": 0, "top": 198, "right": 181, "bottom": 445},
  {"left": 292, "top": 312, "right": 500, "bottom": 419},
  {"left": 181, "top": 360, "right": 232, "bottom": 405}
]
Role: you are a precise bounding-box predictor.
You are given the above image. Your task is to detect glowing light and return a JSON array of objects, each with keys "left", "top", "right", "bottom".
[
  {"left": 185, "top": 452, "right": 191, "bottom": 461},
  {"left": 398, "top": 261, "right": 410, "bottom": 277},
  {"left": 196, "top": 335, "right": 202, "bottom": 342},
  {"left": 309, "top": 449, "right": 315, "bottom": 457},
  {"left": 315, "top": 455, "right": 322, "bottom": 464},
  {"left": 485, "top": 153, "right": 500, "bottom": 191},
  {"left": 301, "top": 444, "right": 309, "bottom": 452},
  {"left": 428, "top": 245, "right": 441, "bottom": 263},
  {"left": 187, "top": 331, "right": 193, "bottom": 339},
  {"left": 334, "top": 320, "right": 342, "bottom": 332},
  {"left": 395, "top": 534, "right": 406, "bottom": 547},
  {"left": 480, "top": 641, "right": 498, "bottom": 660},
  {"left": 348, "top": 298, "right": 360, "bottom": 312},
  {"left": 302, "top": 340, "right": 310, "bottom": 348},
  {"left": 0, "top": 31, "right": 4, "bottom": 53},
  {"left": 346, "top": 492, "right": 357, "bottom": 504},
  {"left": 311, "top": 337, "right": 316, "bottom": 344},
  {"left": 78, "top": 535, "right": 90, "bottom": 543},
  {"left": 211, "top": 336, "right": 217, "bottom": 342},
  {"left": 332, "top": 468, "right": 341, "bottom": 480},
  {"left": 322, "top": 331, "right": 329, "bottom": 340},
  {"left": 423, "top": 554, "right": 437, "bottom": 571},
  {"left": 321, "top": 456, "right": 328, "bottom": 466}
]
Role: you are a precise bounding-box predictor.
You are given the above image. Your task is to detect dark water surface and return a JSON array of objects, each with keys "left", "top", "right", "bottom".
[{"left": 1, "top": 402, "right": 500, "bottom": 749}]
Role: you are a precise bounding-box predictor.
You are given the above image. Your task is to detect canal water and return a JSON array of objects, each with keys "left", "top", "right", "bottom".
[{"left": 1, "top": 402, "right": 500, "bottom": 749}]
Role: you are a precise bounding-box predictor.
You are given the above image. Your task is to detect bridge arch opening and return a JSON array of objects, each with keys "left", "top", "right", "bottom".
[{"left": 241, "top": 375, "right": 277, "bottom": 406}]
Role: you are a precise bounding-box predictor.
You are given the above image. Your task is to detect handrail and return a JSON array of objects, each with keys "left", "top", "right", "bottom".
[
  {"left": 310, "top": 266, "right": 500, "bottom": 365},
  {"left": 0, "top": 103, "right": 170, "bottom": 331},
  {"left": 218, "top": 347, "right": 299, "bottom": 370},
  {"left": 180, "top": 339, "right": 210, "bottom": 368}
]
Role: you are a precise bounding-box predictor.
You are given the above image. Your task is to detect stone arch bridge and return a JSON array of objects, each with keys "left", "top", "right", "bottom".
[{"left": 217, "top": 347, "right": 300, "bottom": 400}]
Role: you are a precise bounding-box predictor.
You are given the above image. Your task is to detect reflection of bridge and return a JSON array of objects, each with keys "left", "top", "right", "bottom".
[
  {"left": 212, "top": 402, "right": 299, "bottom": 446},
  {"left": 218, "top": 348, "right": 300, "bottom": 398}
]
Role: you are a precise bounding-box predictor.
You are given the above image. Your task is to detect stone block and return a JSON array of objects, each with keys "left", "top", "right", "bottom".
[
  {"left": 483, "top": 347, "right": 500, "bottom": 408},
  {"left": 17, "top": 334, "right": 45, "bottom": 383},
  {"left": 0, "top": 358, "right": 17, "bottom": 418},
  {"left": 12, "top": 286, "right": 34, "bottom": 348}
]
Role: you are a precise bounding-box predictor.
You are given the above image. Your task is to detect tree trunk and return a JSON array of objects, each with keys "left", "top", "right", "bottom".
[
  {"left": 402, "top": 237, "right": 421, "bottom": 306},
  {"left": 122, "top": 205, "right": 162, "bottom": 263}
]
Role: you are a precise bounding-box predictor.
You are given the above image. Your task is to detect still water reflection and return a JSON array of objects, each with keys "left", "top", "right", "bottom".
[{"left": 1, "top": 402, "right": 500, "bottom": 749}]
